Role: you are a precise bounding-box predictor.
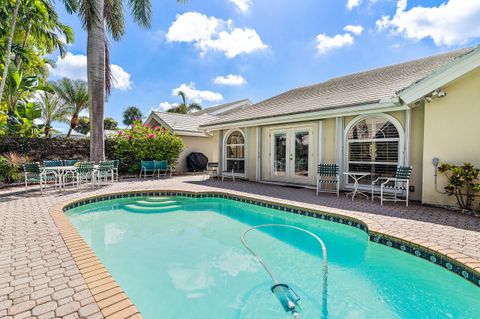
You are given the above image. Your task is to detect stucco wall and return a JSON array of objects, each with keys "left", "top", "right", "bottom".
[
  {"left": 422, "top": 68, "right": 480, "bottom": 206},
  {"left": 247, "top": 127, "right": 257, "bottom": 181},
  {"left": 176, "top": 134, "right": 217, "bottom": 173}
]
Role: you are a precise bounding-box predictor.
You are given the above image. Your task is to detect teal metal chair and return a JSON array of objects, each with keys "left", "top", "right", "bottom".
[
  {"left": 371, "top": 166, "right": 412, "bottom": 206},
  {"left": 64, "top": 159, "right": 79, "bottom": 166},
  {"left": 140, "top": 160, "right": 156, "bottom": 178},
  {"left": 23, "top": 162, "right": 57, "bottom": 194},
  {"left": 112, "top": 160, "right": 120, "bottom": 181},
  {"left": 95, "top": 160, "right": 115, "bottom": 185},
  {"left": 316, "top": 164, "right": 340, "bottom": 197},
  {"left": 154, "top": 160, "right": 172, "bottom": 177},
  {"left": 44, "top": 160, "right": 63, "bottom": 167},
  {"left": 75, "top": 161, "right": 96, "bottom": 188}
]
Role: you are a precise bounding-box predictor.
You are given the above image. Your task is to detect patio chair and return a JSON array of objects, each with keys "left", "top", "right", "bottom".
[
  {"left": 371, "top": 166, "right": 412, "bottom": 206},
  {"left": 23, "top": 162, "right": 57, "bottom": 194},
  {"left": 140, "top": 160, "right": 156, "bottom": 178},
  {"left": 112, "top": 160, "right": 120, "bottom": 181},
  {"left": 316, "top": 163, "right": 340, "bottom": 197},
  {"left": 154, "top": 160, "right": 172, "bottom": 178},
  {"left": 43, "top": 160, "right": 63, "bottom": 167},
  {"left": 76, "top": 161, "right": 96, "bottom": 188},
  {"left": 203, "top": 162, "right": 219, "bottom": 180},
  {"left": 222, "top": 161, "right": 238, "bottom": 182},
  {"left": 64, "top": 159, "right": 79, "bottom": 166},
  {"left": 95, "top": 161, "right": 115, "bottom": 186}
]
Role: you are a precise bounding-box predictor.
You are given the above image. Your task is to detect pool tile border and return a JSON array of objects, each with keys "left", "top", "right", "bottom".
[{"left": 52, "top": 190, "right": 480, "bottom": 318}]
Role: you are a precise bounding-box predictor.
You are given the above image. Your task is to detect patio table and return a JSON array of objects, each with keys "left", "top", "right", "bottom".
[
  {"left": 343, "top": 172, "right": 371, "bottom": 200},
  {"left": 44, "top": 165, "right": 99, "bottom": 190}
]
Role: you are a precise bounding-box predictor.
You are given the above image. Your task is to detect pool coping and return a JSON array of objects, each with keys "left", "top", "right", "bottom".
[{"left": 50, "top": 189, "right": 480, "bottom": 318}]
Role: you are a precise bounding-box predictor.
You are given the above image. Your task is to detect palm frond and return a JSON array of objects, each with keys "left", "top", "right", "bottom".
[
  {"left": 127, "top": 0, "right": 151, "bottom": 28},
  {"left": 188, "top": 102, "right": 202, "bottom": 112},
  {"left": 105, "top": 38, "right": 112, "bottom": 96},
  {"left": 104, "top": 0, "right": 125, "bottom": 40}
]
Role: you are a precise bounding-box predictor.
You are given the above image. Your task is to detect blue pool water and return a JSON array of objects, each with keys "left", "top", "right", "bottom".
[{"left": 66, "top": 196, "right": 480, "bottom": 319}]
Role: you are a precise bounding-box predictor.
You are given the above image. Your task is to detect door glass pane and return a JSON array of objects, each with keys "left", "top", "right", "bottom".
[
  {"left": 226, "top": 145, "right": 244, "bottom": 159},
  {"left": 295, "top": 131, "right": 309, "bottom": 177},
  {"left": 273, "top": 133, "right": 287, "bottom": 176}
]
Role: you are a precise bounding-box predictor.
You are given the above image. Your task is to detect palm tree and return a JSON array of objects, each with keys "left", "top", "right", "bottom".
[
  {"left": 51, "top": 78, "right": 88, "bottom": 138},
  {"left": 77, "top": 0, "right": 187, "bottom": 161},
  {"left": 0, "top": 0, "right": 76, "bottom": 102},
  {"left": 123, "top": 106, "right": 143, "bottom": 126},
  {"left": 37, "top": 90, "right": 70, "bottom": 137},
  {"left": 167, "top": 91, "right": 202, "bottom": 114}
]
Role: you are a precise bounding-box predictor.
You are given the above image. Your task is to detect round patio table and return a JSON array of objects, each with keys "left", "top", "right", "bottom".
[
  {"left": 343, "top": 172, "right": 371, "bottom": 200},
  {"left": 44, "top": 165, "right": 99, "bottom": 190}
]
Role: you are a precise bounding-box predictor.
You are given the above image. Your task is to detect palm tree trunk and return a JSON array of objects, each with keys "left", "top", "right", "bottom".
[
  {"left": 0, "top": 0, "right": 22, "bottom": 102},
  {"left": 66, "top": 127, "right": 73, "bottom": 138},
  {"left": 87, "top": 0, "right": 106, "bottom": 162}
]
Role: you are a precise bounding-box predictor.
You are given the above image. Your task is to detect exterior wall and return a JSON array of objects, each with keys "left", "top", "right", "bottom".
[
  {"left": 422, "top": 68, "right": 480, "bottom": 206},
  {"left": 409, "top": 105, "right": 425, "bottom": 201},
  {"left": 176, "top": 134, "right": 217, "bottom": 173},
  {"left": 246, "top": 127, "right": 257, "bottom": 181},
  {"left": 322, "top": 118, "right": 336, "bottom": 164}
]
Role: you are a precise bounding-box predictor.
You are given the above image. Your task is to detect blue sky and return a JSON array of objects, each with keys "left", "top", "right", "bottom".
[{"left": 49, "top": 0, "right": 480, "bottom": 130}]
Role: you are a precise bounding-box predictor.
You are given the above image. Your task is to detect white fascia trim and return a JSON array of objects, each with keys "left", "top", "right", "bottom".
[
  {"left": 399, "top": 49, "right": 480, "bottom": 104},
  {"left": 201, "top": 102, "right": 406, "bottom": 130}
]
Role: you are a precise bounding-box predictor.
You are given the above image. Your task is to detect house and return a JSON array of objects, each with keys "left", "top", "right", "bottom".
[
  {"left": 199, "top": 46, "right": 480, "bottom": 206},
  {"left": 145, "top": 99, "right": 252, "bottom": 172}
]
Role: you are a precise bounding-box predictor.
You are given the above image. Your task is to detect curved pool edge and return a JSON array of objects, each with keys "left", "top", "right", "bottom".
[{"left": 50, "top": 189, "right": 480, "bottom": 318}]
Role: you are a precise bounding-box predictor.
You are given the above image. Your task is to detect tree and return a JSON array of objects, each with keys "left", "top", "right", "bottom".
[
  {"left": 51, "top": 78, "right": 88, "bottom": 138},
  {"left": 0, "top": 0, "right": 76, "bottom": 102},
  {"left": 2, "top": 63, "right": 38, "bottom": 114},
  {"left": 123, "top": 106, "right": 143, "bottom": 126},
  {"left": 77, "top": 0, "right": 186, "bottom": 162},
  {"left": 104, "top": 117, "right": 118, "bottom": 130},
  {"left": 37, "top": 90, "right": 70, "bottom": 137},
  {"left": 167, "top": 90, "right": 202, "bottom": 114},
  {"left": 75, "top": 116, "right": 90, "bottom": 135}
]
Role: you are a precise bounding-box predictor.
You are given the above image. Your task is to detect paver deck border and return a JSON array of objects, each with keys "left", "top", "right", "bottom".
[{"left": 50, "top": 189, "right": 480, "bottom": 317}]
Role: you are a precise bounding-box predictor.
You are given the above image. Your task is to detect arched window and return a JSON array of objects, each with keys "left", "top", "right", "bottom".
[
  {"left": 346, "top": 116, "right": 401, "bottom": 184},
  {"left": 224, "top": 130, "right": 245, "bottom": 174}
]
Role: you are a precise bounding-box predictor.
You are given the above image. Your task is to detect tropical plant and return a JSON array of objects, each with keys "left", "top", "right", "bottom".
[
  {"left": 37, "top": 90, "right": 70, "bottom": 137},
  {"left": 167, "top": 90, "right": 202, "bottom": 114},
  {"left": 75, "top": 116, "right": 90, "bottom": 135},
  {"left": 15, "top": 100, "right": 42, "bottom": 136},
  {"left": 112, "top": 120, "right": 184, "bottom": 173},
  {"left": 0, "top": 152, "right": 29, "bottom": 183},
  {"left": 51, "top": 78, "right": 88, "bottom": 137},
  {"left": 104, "top": 117, "right": 118, "bottom": 130},
  {"left": 2, "top": 63, "right": 38, "bottom": 114},
  {"left": 122, "top": 106, "right": 143, "bottom": 126},
  {"left": 0, "top": 0, "right": 76, "bottom": 101},
  {"left": 438, "top": 162, "right": 480, "bottom": 211}
]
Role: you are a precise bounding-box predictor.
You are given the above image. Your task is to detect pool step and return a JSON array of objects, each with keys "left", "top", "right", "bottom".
[
  {"left": 122, "top": 204, "right": 182, "bottom": 213},
  {"left": 134, "top": 200, "right": 178, "bottom": 207}
]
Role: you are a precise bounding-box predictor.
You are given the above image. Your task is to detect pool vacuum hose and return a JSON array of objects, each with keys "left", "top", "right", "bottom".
[{"left": 241, "top": 224, "right": 328, "bottom": 319}]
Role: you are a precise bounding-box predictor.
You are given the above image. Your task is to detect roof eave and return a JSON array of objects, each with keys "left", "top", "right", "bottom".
[
  {"left": 398, "top": 47, "right": 480, "bottom": 105},
  {"left": 201, "top": 99, "right": 406, "bottom": 130}
]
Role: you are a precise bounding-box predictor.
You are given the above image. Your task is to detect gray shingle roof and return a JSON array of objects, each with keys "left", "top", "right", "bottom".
[
  {"left": 151, "top": 112, "right": 217, "bottom": 136},
  {"left": 192, "top": 99, "right": 252, "bottom": 116},
  {"left": 203, "top": 48, "right": 473, "bottom": 127}
]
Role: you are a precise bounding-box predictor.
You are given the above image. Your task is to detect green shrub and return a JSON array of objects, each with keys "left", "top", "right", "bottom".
[
  {"left": 0, "top": 152, "right": 29, "bottom": 183},
  {"left": 112, "top": 120, "right": 184, "bottom": 173},
  {"left": 438, "top": 162, "right": 480, "bottom": 211}
]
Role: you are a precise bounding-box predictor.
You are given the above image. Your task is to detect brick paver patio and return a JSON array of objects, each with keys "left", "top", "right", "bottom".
[{"left": 1, "top": 175, "right": 479, "bottom": 318}]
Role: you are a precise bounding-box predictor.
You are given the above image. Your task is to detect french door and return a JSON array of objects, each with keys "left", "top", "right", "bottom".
[{"left": 270, "top": 127, "right": 312, "bottom": 183}]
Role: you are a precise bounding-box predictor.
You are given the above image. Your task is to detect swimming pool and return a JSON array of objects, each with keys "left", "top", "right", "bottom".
[{"left": 66, "top": 195, "right": 480, "bottom": 318}]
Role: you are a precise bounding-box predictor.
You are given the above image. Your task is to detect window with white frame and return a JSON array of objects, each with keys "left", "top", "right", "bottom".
[
  {"left": 224, "top": 130, "right": 245, "bottom": 174},
  {"left": 346, "top": 116, "right": 401, "bottom": 184}
]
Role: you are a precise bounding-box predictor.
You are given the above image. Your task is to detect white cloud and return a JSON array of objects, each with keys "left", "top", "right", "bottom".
[
  {"left": 166, "top": 12, "right": 267, "bottom": 58},
  {"left": 172, "top": 83, "right": 223, "bottom": 103},
  {"left": 347, "top": 0, "right": 362, "bottom": 10},
  {"left": 213, "top": 74, "right": 247, "bottom": 86},
  {"left": 376, "top": 0, "right": 480, "bottom": 46},
  {"left": 155, "top": 102, "right": 179, "bottom": 111},
  {"left": 228, "top": 0, "right": 252, "bottom": 13},
  {"left": 49, "top": 52, "right": 132, "bottom": 90},
  {"left": 344, "top": 25, "right": 364, "bottom": 35},
  {"left": 316, "top": 33, "right": 354, "bottom": 54}
]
